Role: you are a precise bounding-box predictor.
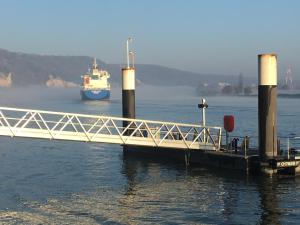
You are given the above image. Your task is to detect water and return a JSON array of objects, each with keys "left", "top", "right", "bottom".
[{"left": 0, "top": 86, "right": 300, "bottom": 224}]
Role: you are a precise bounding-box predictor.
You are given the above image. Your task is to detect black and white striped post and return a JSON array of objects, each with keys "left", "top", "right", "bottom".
[
  {"left": 122, "top": 67, "right": 135, "bottom": 126},
  {"left": 122, "top": 38, "right": 135, "bottom": 131},
  {"left": 258, "top": 54, "right": 278, "bottom": 162}
]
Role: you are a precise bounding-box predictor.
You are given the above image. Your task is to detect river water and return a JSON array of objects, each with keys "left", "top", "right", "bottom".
[{"left": 0, "top": 86, "right": 299, "bottom": 224}]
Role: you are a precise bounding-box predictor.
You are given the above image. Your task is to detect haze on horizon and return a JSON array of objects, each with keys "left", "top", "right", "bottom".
[{"left": 0, "top": 0, "right": 299, "bottom": 78}]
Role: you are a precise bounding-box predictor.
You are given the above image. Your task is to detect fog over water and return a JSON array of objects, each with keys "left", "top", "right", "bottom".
[
  {"left": 0, "top": 84, "right": 299, "bottom": 142},
  {"left": 0, "top": 84, "right": 194, "bottom": 107}
]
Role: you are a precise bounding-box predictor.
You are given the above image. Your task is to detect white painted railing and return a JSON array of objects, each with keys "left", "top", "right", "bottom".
[{"left": 0, "top": 107, "right": 222, "bottom": 150}]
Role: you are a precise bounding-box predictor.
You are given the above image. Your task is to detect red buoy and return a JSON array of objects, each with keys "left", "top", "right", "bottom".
[{"left": 224, "top": 115, "right": 234, "bottom": 132}]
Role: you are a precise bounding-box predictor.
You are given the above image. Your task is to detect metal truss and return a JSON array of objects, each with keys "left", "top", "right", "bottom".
[{"left": 0, "top": 107, "right": 222, "bottom": 151}]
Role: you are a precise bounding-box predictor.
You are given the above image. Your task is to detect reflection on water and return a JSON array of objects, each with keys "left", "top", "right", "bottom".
[
  {"left": 0, "top": 150, "right": 300, "bottom": 224},
  {"left": 257, "top": 178, "right": 281, "bottom": 225},
  {"left": 258, "top": 177, "right": 300, "bottom": 225}
]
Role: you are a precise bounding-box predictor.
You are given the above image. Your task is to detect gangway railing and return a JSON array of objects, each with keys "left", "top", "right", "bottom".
[{"left": 0, "top": 107, "right": 222, "bottom": 150}]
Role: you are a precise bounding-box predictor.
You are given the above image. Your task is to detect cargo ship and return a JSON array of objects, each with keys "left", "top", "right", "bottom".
[{"left": 80, "top": 58, "right": 110, "bottom": 100}]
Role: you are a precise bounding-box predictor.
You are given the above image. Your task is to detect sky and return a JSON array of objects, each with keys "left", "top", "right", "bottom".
[{"left": 0, "top": 0, "right": 299, "bottom": 78}]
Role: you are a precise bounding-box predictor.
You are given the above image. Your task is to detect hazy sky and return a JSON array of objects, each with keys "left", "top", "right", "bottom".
[{"left": 0, "top": 0, "right": 299, "bottom": 78}]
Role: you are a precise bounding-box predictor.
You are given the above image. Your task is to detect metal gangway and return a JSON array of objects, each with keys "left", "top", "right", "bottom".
[{"left": 0, "top": 107, "right": 222, "bottom": 151}]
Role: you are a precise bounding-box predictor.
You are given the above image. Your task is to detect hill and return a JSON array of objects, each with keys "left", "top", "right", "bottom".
[{"left": 0, "top": 48, "right": 252, "bottom": 87}]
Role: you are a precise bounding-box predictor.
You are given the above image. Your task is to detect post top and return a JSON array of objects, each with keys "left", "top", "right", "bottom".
[
  {"left": 258, "top": 53, "right": 277, "bottom": 58},
  {"left": 258, "top": 53, "right": 277, "bottom": 86},
  {"left": 122, "top": 67, "right": 135, "bottom": 71}
]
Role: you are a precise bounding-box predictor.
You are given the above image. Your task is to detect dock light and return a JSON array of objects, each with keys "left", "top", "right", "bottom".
[
  {"left": 198, "top": 98, "right": 208, "bottom": 142},
  {"left": 198, "top": 99, "right": 208, "bottom": 109}
]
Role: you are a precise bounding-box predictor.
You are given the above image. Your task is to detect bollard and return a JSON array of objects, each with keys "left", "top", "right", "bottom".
[{"left": 258, "top": 54, "right": 278, "bottom": 161}]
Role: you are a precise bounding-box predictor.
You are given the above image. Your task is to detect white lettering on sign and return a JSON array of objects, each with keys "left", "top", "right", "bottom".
[{"left": 276, "top": 161, "right": 299, "bottom": 168}]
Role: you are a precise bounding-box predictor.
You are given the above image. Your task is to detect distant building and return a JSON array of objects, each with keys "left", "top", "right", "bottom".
[
  {"left": 46, "top": 75, "right": 78, "bottom": 88},
  {"left": 284, "top": 67, "right": 293, "bottom": 89},
  {"left": 236, "top": 73, "right": 244, "bottom": 94},
  {"left": 0, "top": 73, "right": 12, "bottom": 87}
]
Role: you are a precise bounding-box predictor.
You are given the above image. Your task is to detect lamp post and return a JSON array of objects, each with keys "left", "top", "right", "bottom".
[
  {"left": 126, "top": 37, "right": 133, "bottom": 68},
  {"left": 198, "top": 98, "right": 208, "bottom": 142},
  {"left": 129, "top": 51, "right": 135, "bottom": 68}
]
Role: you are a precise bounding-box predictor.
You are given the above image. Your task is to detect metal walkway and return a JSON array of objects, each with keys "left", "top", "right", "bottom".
[{"left": 0, "top": 107, "right": 222, "bottom": 151}]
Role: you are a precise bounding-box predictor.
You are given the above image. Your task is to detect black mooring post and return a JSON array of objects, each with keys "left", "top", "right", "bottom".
[
  {"left": 258, "top": 54, "right": 278, "bottom": 162},
  {"left": 122, "top": 67, "right": 135, "bottom": 135}
]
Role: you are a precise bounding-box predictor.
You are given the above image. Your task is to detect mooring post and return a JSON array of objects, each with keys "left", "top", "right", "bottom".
[
  {"left": 258, "top": 54, "right": 278, "bottom": 162},
  {"left": 122, "top": 38, "right": 135, "bottom": 134}
]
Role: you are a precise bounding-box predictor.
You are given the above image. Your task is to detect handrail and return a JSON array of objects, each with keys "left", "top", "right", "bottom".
[
  {"left": 0, "top": 106, "right": 222, "bottom": 150},
  {"left": 0, "top": 106, "right": 221, "bottom": 129}
]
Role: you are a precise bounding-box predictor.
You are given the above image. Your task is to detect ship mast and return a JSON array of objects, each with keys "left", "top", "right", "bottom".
[{"left": 93, "top": 57, "right": 98, "bottom": 69}]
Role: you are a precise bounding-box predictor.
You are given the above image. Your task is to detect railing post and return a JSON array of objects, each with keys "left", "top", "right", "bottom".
[{"left": 287, "top": 137, "right": 290, "bottom": 160}]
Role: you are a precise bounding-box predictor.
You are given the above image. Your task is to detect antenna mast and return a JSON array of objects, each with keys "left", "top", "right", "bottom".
[
  {"left": 126, "top": 37, "right": 133, "bottom": 68},
  {"left": 93, "top": 57, "right": 97, "bottom": 69},
  {"left": 129, "top": 51, "right": 135, "bottom": 68}
]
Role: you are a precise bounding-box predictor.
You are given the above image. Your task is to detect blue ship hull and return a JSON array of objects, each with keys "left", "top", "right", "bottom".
[{"left": 80, "top": 89, "right": 110, "bottom": 100}]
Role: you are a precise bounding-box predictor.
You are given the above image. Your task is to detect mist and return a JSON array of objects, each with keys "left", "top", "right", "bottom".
[{"left": 0, "top": 84, "right": 196, "bottom": 113}]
